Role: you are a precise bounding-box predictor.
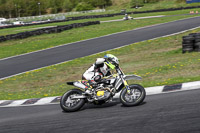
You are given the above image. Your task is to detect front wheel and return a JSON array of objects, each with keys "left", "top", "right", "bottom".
[
  {"left": 120, "top": 84, "right": 146, "bottom": 107},
  {"left": 60, "top": 89, "right": 85, "bottom": 112}
]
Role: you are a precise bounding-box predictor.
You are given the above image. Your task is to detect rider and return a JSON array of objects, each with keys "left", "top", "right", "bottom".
[{"left": 82, "top": 54, "right": 119, "bottom": 94}]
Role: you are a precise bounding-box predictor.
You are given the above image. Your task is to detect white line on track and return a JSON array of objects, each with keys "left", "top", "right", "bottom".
[
  {"left": 1, "top": 16, "right": 200, "bottom": 81},
  {"left": 4, "top": 99, "right": 27, "bottom": 107},
  {"left": 34, "top": 97, "right": 58, "bottom": 105},
  {"left": 182, "top": 81, "right": 200, "bottom": 90},
  {"left": 134, "top": 15, "right": 166, "bottom": 19},
  {"left": 0, "top": 100, "right": 7, "bottom": 104},
  {"left": 144, "top": 86, "right": 164, "bottom": 95},
  {"left": 0, "top": 102, "right": 58, "bottom": 108},
  {"left": 101, "top": 15, "right": 166, "bottom": 23}
]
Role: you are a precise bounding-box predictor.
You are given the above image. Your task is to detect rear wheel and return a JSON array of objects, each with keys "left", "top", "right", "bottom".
[
  {"left": 60, "top": 89, "right": 85, "bottom": 112},
  {"left": 120, "top": 84, "right": 146, "bottom": 107}
]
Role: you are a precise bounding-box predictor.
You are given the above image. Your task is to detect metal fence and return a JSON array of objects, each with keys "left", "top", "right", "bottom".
[
  {"left": 186, "top": 0, "right": 200, "bottom": 4},
  {"left": 7, "top": 9, "right": 106, "bottom": 22}
]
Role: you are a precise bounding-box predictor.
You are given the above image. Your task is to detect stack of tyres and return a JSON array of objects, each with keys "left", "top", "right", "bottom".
[
  {"left": 182, "top": 35, "right": 194, "bottom": 53},
  {"left": 0, "top": 21, "right": 100, "bottom": 43},
  {"left": 0, "top": 36, "right": 6, "bottom": 42},
  {"left": 193, "top": 33, "right": 200, "bottom": 52}
]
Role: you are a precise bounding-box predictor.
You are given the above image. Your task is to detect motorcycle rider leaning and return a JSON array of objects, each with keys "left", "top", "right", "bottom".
[{"left": 82, "top": 54, "right": 119, "bottom": 95}]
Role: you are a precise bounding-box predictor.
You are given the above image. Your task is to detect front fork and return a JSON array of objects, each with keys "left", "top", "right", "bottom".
[
  {"left": 117, "top": 67, "right": 131, "bottom": 94},
  {"left": 121, "top": 77, "right": 131, "bottom": 94}
]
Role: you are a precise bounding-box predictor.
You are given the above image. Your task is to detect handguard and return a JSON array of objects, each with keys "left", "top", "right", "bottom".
[{"left": 67, "top": 82, "right": 74, "bottom": 85}]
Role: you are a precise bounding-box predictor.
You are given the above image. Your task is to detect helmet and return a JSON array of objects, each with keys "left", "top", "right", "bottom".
[{"left": 104, "top": 54, "right": 119, "bottom": 69}]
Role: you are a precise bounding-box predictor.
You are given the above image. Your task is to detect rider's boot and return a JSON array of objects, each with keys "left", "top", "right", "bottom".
[
  {"left": 85, "top": 88, "right": 92, "bottom": 95},
  {"left": 84, "top": 80, "right": 96, "bottom": 95}
]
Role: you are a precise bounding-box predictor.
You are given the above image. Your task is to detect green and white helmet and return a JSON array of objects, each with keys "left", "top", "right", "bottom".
[{"left": 104, "top": 54, "right": 119, "bottom": 69}]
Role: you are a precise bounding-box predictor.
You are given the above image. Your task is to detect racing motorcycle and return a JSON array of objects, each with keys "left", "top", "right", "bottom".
[{"left": 60, "top": 65, "right": 146, "bottom": 112}]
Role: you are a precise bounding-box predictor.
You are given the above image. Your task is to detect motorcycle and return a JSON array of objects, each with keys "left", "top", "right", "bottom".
[{"left": 60, "top": 65, "right": 146, "bottom": 112}]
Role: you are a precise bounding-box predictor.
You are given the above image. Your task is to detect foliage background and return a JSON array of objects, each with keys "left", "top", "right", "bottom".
[
  {"left": 0, "top": 0, "right": 190, "bottom": 18},
  {"left": 0, "top": 0, "right": 112, "bottom": 18}
]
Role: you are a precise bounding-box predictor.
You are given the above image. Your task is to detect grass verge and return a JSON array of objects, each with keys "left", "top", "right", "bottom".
[{"left": 0, "top": 28, "right": 200, "bottom": 100}]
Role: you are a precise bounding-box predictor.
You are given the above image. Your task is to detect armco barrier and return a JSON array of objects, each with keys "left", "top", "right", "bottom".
[
  {"left": 1, "top": 6, "right": 200, "bottom": 30},
  {"left": 0, "top": 14, "right": 118, "bottom": 30},
  {"left": 0, "top": 21, "right": 100, "bottom": 42},
  {"left": 0, "top": 20, "right": 68, "bottom": 30}
]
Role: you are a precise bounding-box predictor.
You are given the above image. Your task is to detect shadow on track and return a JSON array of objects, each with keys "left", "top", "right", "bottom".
[
  {"left": 82, "top": 100, "right": 147, "bottom": 111},
  {"left": 61, "top": 100, "right": 147, "bottom": 113},
  {"left": 120, "top": 101, "right": 147, "bottom": 107},
  {"left": 83, "top": 101, "right": 120, "bottom": 110}
]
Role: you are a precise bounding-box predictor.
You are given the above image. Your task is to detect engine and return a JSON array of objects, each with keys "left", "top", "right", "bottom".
[{"left": 95, "top": 88, "right": 111, "bottom": 101}]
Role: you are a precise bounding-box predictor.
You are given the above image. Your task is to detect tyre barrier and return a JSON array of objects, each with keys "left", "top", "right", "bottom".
[
  {"left": 182, "top": 33, "right": 200, "bottom": 53},
  {"left": 0, "top": 21, "right": 100, "bottom": 42},
  {"left": 1, "top": 5, "right": 200, "bottom": 30}
]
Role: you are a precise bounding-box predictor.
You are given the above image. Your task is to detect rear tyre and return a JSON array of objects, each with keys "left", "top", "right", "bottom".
[
  {"left": 60, "top": 89, "right": 85, "bottom": 112},
  {"left": 120, "top": 84, "right": 146, "bottom": 107}
]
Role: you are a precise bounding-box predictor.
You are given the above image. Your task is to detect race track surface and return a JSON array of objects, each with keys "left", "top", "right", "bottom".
[
  {"left": 0, "top": 89, "right": 200, "bottom": 133},
  {"left": 1, "top": 16, "right": 200, "bottom": 79}
]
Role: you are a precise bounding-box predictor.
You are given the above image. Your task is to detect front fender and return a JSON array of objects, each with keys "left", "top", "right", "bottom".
[{"left": 124, "top": 75, "right": 142, "bottom": 80}]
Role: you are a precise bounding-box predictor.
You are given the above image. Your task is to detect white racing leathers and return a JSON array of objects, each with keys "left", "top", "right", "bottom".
[{"left": 82, "top": 58, "right": 111, "bottom": 80}]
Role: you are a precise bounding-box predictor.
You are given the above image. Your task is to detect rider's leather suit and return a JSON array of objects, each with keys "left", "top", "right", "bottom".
[
  {"left": 82, "top": 58, "right": 111, "bottom": 80},
  {"left": 82, "top": 58, "right": 111, "bottom": 90}
]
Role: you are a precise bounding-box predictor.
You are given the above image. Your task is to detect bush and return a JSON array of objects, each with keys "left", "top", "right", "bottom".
[
  {"left": 75, "top": 2, "right": 94, "bottom": 11},
  {"left": 131, "top": 0, "right": 160, "bottom": 8},
  {"left": 176, "top": 0, "right": 186, "bottom": 3},
  {"left": 130, "top": 0, "right": 144, "bottom": 8},
  {"left": 146, "top": 0, "right": 160, "bottom": 3}
]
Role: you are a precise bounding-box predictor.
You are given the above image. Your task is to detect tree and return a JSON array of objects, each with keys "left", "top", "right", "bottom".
[
  {"left": 0, "top": 0, "right": 113, "bottom": 18},
  {"left": 75, "top": 2, "right": 94, "bottom": 11},
  {"left": 5, "top": 0, "right": 15, "bottom": 18},
  {"left": 130, "top": 0, "right": 144, "bottom": 8},
  {"left": 63, "top": 0, "right": 74, "bottom": 12}
]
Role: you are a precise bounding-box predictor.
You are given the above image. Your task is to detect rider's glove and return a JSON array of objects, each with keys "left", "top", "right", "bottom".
[
  {"left": 94, "top": 75, "right": 102, "bottom": 82},
  {"left": 99, "top": 79, "right": 110, "bottom": 85}
]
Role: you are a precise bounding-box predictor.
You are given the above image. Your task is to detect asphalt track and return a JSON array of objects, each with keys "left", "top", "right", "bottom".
[
  {"left": 1, "top": 16, "right": 200, "bottom": 79},
  {"left": 0, "top": 89, "right": 200, "bottom": 133}
]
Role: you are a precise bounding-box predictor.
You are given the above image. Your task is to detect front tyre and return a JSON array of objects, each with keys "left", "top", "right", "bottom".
[
  {"left": 60, "top": 89, "right": 85, "bottom": 112},
  {"left": 120, "top": 84, "right": 146, "bottom": 107}
]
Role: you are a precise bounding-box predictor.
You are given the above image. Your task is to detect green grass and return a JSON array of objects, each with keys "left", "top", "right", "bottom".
[
  {"left": 0, "top": 10, "right": 200, "bottom": 59},
  {"left": 0, "top": 28, "right": 200, "bottom": 100}
]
